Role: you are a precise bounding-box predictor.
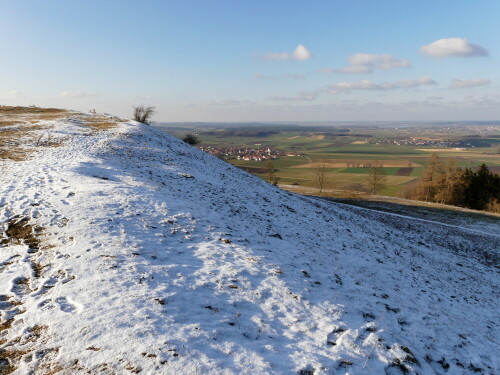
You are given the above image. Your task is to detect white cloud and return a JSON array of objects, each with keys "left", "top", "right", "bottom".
[
  {"left": 263, "top": 44, "right": 311, "bottom": 61},
  {"left": 420, "top": 38, "right": 488, "bottom": 58},
  {"left": 319, "top": 53, "right": 410, "bottom": 74},
  {"left": 348, "top": 53, "right": 411, "bottom": 69},
  {"left": 292, "top": 45, "right": 311, "bottom": 61},
  {"left": 329, "top": 76, "right": 436, "bottom": 94},
  {"left": 59, "top": 90, "right": 97, "bottom": 98},
  {"left": 450, "top": 78, "right": 490, "bottom": 89}
]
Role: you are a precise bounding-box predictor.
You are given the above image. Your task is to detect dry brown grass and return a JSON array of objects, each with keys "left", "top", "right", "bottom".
[
  {"left": 0, "top": 120, "right": 26, "bottom": 127},
  {"left": 0, "top": 107, "right": 69, "bottom": 125},
  {"left": 0, "top": 106, "right": 66, "bottom": 115},
  {"left": 75, "top": 115, "right": 125, "bottom": 130},
  {"left": 31, "top": 262, "right": 45, "bottom": 278},
  {"left": 0, "top": 318, "right": 14, "bottom": 333},
  {"left": 83, "top": 121, "right": 118, "bottom": 130},
  {"left": 4, "top": 216, "right": 43, "bottom": 250},
  {"left": 0, "top": 106, "right": 123, "bottom": 163},
  {"left": 0, "top": 124, "right": 48, "bottom": 161}
]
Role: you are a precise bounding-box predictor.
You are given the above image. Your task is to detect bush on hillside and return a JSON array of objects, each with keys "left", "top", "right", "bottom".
[
  {"left": 183, "top": 134, "right": 200, "bottom": 145},
  {"left": 133, "top": 105, "right": 155, "bottom": 124}
]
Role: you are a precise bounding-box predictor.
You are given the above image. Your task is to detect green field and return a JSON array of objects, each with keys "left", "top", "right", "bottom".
[{"left": 167, "top": 127, "right": 500, "bottom": 197}]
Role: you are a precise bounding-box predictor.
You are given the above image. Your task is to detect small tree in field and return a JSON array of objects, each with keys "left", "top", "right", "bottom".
[
  {"left": 316, "top": 161, "right": 327, "bottom": 194},
  {"left": 183, "top": 134, "right": 200, "bottom": 145},
  {"left": 367, "top": 161, "right": 387, "bottom": 194},
  {"left": 133, "top": 105, "right": 155, "bottom": 124},
  {"left": 265, "top": 159, "right": 276, "bottom": 184}
]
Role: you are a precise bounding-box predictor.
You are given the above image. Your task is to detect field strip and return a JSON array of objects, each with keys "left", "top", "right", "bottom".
[{"left": 314, "top": 197, "right": 500, "bottom": 239}]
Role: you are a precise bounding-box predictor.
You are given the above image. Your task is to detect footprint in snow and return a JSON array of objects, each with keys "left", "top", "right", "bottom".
[
  {"left": 38, "top": 299, "right": 56, "bottom": 311},
  {"left": 327, "top": 327, "right": 347, "bottom": 346},
  {"left": 55, "top": 296, "right": 78, "bottom": 313},
  {"left": 11, "top": 277, "right": 31, "bottom": 297}
]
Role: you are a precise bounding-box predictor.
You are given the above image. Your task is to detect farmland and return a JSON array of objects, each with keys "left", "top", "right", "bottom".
[{"left": 156, "top": 122, "right": 500, "bottom": 197}]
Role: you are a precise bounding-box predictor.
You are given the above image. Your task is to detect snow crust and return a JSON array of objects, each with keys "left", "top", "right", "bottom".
[{"left": 0, "top": 116, "right": 498, "bottom": 374}]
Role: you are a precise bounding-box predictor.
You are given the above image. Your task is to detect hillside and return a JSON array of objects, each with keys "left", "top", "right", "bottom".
[{"left": 0, "top": 109, "right": 498, "bottom": 374}]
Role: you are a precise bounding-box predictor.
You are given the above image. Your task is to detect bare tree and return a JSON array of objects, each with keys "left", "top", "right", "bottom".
[
  {"left": 133, "top": 105, "right": 155, "bottom": 124},
  {"left": 272, "top": 175, "right": 280, "bottom": 186},
  {"left": 265, "top": 159, "right": 276, "bottom": 184},
  {"left": 421, "top": 153, "right": 443, "bottom": 201},
  {"left": 316, "top": 160, "right": 327, "bottom": 194},
  {"left": 367, "top": 161, "right": 387, "bottom": 194}
]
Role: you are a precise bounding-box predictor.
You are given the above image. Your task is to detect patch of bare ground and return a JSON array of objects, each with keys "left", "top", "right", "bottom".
[
  {"left": 0, "top": 126, "right": 38, "bottom": 161},
  {"left": 3, "top": 216, "right": 43, "bottom": 251},
  {"left": 84, "top": 121, "right": 118, "bottom": 130},
  {"left": 0, "top": 106, "right": 126, "bottom": 161},
  {"left": 75, "top": 115, "right": 126, "bottom": 131},
  {"left": 0, "top": 106, "right": 70, "bottom": 124},
  {"left": 0, "top": 121, "right": 27, "bottom": 128},
  {"left": 0, "top": 106, "right": 74, "bottom": 160},
  {"left": 0, "top": 348, "right": 29, "bottom": 375},
  {"left": 0, "top": 123, "right": 57, "bottom": 161},
  {"left": 0, "top": 317, "right": 53, "bottom": 374},
  {"left": 0, "top": 107, "right": 66, "bottom": 115}
]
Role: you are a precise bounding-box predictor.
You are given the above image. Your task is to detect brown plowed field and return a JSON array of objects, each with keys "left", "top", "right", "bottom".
[{"left": 396, "top": 167, "right": 414, "bottom": 176}]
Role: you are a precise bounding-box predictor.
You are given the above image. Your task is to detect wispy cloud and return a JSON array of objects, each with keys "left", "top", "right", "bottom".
[
  {"left": 420, "top": 38, "right": 488, "bottom": 58},
  {"left": 207, "top": 99, "right": 256, "bottom": 106},
  {"left": 328, "top": 76, "right": 436, "bottom": 94},
  {"left": 450, "top": 78, "right": 490, "bottom": 89},
  {"left": 0, "top": 90, "right": 25, "bottom": 101},
  {"left": 334, "top": 65, "right": 373, "bottom": 74},
  {"left": 59, "top": 90, "right": 97, "bottom": 98},
  {"left": 319, "top": 53, "right": 410, "bottom": 74},
  {"left": 263, "top": 52, "right": 289, "bottom": 61},
  {"left": 263, "top": 44, "right": 312, "bottom": 61},
  {"left": 349, "top": 53, "right": 411, "bottom": 69},
  {"left": 270, "top": 92, "right": 318, "bottom": 101},
  {"left": 286, "top": 73, "right": 306, "bottom": 79},
  {"left": 254, "top": 72, "right": 275, "bottom": 80}
]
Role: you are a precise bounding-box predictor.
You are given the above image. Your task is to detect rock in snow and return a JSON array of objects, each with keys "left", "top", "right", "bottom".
[{"left": 0, "top": 114, "right": 498, "bottom": 374}]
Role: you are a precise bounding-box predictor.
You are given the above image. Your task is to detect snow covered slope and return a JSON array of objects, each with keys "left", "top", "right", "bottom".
[{"left": 0, "top": 113, "right": 498, "bottom": 374}]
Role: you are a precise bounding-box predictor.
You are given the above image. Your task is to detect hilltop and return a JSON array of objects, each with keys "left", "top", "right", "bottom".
[{"left": 0, "top": 108, "right": 498, "bottom": 374}]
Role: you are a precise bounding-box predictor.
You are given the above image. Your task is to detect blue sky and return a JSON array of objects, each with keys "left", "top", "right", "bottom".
[{"left": 1, "top": 0, "right": 499, "bottom": 121}]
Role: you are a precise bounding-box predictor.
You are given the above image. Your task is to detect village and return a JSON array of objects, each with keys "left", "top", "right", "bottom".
[
  {"left": 198, "top": 145, "right": 301, "bottom": 161},
  {"left": 370, "top": 137, "right": 473, "bottom": 148}
]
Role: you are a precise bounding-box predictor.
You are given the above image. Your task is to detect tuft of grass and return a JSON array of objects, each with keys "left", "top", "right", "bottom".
[
  {"left": 31, "top": 262, "right": 45, "bottom": 278},
  {"left": 83, "top": 121, "right": 117, "bottom": 130},
  {"left": 5, "top": 217, "right": 42, "bottom": 250},
  {"left": 0, "top": 348, "right": 30, "bottom": 375}
]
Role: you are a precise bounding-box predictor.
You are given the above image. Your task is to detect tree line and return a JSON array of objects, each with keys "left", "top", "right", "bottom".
[{"left": 402, "top": 154, "right": 500, "bottom": 212}]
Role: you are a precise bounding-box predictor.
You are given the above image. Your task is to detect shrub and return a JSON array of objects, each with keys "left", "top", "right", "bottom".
[
  {"left": 133, "top": 105, "right": 155, "bottom": 124},
  {"left": 183, "top": 134, "right": 200, "bottom": 145}
]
